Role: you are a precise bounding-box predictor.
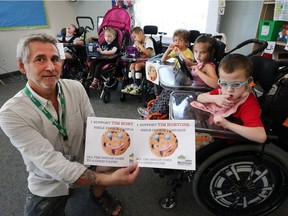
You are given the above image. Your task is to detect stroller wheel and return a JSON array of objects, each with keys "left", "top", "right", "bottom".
[
  {"left": 102, "top": 89, "right": 111, "bottom": 103},
  {"left": 120, "top": 93, "right": 126, "bottom": 102}
]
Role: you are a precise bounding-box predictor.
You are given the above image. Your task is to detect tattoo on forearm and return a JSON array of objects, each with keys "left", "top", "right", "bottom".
[{"left": 75, "top": 169, "right": 97, "bottom": 185}]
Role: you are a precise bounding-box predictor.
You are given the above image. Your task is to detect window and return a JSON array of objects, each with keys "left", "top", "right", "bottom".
[
  {"left": 134, "top": 0, "right": 219, "bottom": 43},
  {"left": 97, "top": 16, "right": 104, "bottom": 31}
]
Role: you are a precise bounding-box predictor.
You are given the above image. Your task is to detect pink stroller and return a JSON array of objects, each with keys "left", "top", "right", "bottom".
[{"left": 87, "top": 7, "right": 131, "bottom": 103}]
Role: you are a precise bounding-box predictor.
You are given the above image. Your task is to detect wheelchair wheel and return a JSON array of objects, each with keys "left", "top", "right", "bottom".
[
  {"left": 193, "top": 144, "right": 288, "bottom": 216},
  {"left": 102, "top": 89, "right": 110, "bottom": 103},
  {"left": 120, "top": 93, "right": 126, "bottom": 102}
]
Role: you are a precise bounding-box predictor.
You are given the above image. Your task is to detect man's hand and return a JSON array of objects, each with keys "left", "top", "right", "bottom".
[{"left": 110, "top": 163, "right": 140, "bottom": 185}]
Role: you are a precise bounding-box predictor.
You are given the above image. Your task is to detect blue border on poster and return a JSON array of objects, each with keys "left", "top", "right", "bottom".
[{"left": 0, "top": 0, "right": 49, "bottom": 30}]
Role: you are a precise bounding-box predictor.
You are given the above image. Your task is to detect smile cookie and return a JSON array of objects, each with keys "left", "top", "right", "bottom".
[
  {"left": 147, "top": 64, "right": 157, "bottom": 81},
  {"left": 149, "top": 129, "right": 178, "bottom": 157},
  {"left": 102, "top": 127, "right": 130, "bottom": 156}
]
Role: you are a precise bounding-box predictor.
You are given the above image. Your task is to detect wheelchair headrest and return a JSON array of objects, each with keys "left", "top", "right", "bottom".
[
  {"left": 214, "top": 40, "right": 226, "bottom": 63},
  {"left": 189, "top": 30, "right": 200, "bottom": 43},
  {"left": 250, "top": 56, "right": 279, "bottom": 91},
  {"left": 144, "top": 25, "right": 158, "bottom": 35},
  {"left": 61, "top": 26, "right": 85, "bottom": 37}
]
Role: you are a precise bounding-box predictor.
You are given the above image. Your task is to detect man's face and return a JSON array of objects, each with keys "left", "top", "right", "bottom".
[{"left": 18, "top": 41, "right": 62, "bottom": 94}]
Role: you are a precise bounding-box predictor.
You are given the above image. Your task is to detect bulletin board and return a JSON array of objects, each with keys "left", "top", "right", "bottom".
[{"left": 0, "top": 0, "right": 49, "bottom": 30}]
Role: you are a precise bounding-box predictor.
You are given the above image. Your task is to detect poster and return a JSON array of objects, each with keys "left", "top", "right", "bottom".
[
  {"left": 274, "top": 0, "right": 288, "bottom": 21},
  {"left": 84, "top": 117, "right": 196, "bottom": 170},
  {"left": 0, "top": 0, "right": 49, "bottom": 30}
]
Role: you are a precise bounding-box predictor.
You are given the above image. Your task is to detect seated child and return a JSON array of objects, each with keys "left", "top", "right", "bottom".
[
  {"left": 121, "top": 26, "right": 155, "bottom": 95},
  {"left": 58, "top": 24, "right": 84, "bottom": 59},
  {"left": 137, "top": 34, "right": 218, "bottom": 118},
  {"left": 192, "top": 53, "right": 267, "bottom": 143},
  {"left": 89, "top": 27, "right": 120, "bottom": 90}
]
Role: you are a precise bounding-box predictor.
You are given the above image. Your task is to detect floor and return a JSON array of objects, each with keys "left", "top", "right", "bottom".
[{"left": 1, "top": 74, "right": 288, "bottom": 216}]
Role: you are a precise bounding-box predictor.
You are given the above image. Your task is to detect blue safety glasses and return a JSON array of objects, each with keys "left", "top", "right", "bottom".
[{"left": 217, "top": 77, "right": 251, "bottom": 89}]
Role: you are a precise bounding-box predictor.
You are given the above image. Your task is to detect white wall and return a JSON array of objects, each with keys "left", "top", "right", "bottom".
[
  {"left": 219, "top": 0, "right": 262, "bottom": 54},
  {"left": 75, "top": 0, "right": 112, "bottom": 36}
]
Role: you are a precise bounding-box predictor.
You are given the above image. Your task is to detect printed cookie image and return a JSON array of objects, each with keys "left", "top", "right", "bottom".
[
  {"left": 102, "top": 127, "right": 130, "bottom": 156},
  {"left": 149, "top": 129, "right": 178, "bottom": 157},
  {"left": 147, "top": 64, "right": 157, "bottom": 81}
]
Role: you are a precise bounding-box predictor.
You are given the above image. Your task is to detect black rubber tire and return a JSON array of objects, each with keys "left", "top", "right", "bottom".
[{"left": 193, "top": 144, "right": 288, "bottom": 216}]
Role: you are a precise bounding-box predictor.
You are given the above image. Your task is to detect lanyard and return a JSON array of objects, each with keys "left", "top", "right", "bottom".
[{"left": 24, "top": 83, "right": 68, "bottom": 141}]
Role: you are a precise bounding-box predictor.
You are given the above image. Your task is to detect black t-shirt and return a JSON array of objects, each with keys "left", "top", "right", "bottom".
[{"left": 101, "top": 41, "right": 120, "bottom": 54}]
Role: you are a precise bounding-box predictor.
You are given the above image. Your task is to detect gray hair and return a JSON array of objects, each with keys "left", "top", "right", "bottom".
[{"left": 16, "top": 33, "right": 58, "bottom": 63}]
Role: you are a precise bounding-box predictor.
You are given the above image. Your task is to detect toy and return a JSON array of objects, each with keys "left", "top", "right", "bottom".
[{"left": 277, "top": 24, "right": 288, "bottom": 43}]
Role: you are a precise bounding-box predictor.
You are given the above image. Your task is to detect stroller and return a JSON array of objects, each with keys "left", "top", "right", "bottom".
[
  {"left": 86, "top": 7, "right": 131, "bottom": 103},
  {"left": 60, "top": 16, "right": 94, "bottom": 87},
  {"left": 155, "top": 39, "right": 288, "bottom": 216}
]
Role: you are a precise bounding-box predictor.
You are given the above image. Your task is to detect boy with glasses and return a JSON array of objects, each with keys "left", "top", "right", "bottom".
[{"left": 193, "top": 53, "right": 267, "bottom": 143}]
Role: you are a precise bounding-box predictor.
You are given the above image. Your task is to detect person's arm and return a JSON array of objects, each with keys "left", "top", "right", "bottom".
[
  {"left": 74, "top": 163, "right": 140, "bottom": 186},
  {"left": 197, "top": 91, "right": 234, "bottom": 108},
  {"left": 194, "top": 64, "right": 218, "bottom": 88},
  {"left": 98, "top": 46, "right": 118, "bottom": 55},
  {"left": 213, "top": 115, "right": 267, "bottom": 143},
  {"left": 73, "top": 38, "right": 84, "bottom": 45},
  {"left": 134, "top": 41, "right": 152, "bottom": 57},
  {"left": 161, "top": 44, "right": 175, "bottom": 62}
]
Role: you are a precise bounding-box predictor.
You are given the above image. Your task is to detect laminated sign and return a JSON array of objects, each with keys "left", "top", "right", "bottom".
[
  {"left": 84, "top": 117, "right": 196, "bottom": 170},
  {"left": 145, "top": 61, "right": 161, "bottom": 85}
]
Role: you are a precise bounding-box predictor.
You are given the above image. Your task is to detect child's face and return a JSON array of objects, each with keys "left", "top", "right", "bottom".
[
  {"left": 104, "top": 31, "right": 116, "bottom": 44},
  {"left": 66, "top": 25, "right": 76, "bottom": 36},
  {"left": 193, "top": 42, "right": 210, "bottom": 64},
  {"left": 218, "top": 68, "right": 250, "bottom": 101},
  {"left": 173, "top": 36, "right": 188, "bottom": 51},
  {"left": 132, "top": 32, "right": 144, "bottom": 43}
]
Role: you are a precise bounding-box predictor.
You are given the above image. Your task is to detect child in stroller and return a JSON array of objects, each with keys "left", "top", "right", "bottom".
[
  {"left": 86, "top": 7, "right": 131, "bottom": 103},
  {"left": 89, "top": 27, "right": 120, "bottom": 90},
  {"left": 138, "top": 34, "right": 218, "bottom": 119}
]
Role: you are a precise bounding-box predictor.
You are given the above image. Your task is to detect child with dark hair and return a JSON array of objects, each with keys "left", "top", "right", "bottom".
[
  {"left": 137, "top": 34, "right": 218, "bottom": 118},
  {"left": 121, "top": 26, "right": 155, "bottom": 95},
  {"left": 192, "top": 53, "right": 267, "bottom": 143},
  {"left": 59, "top": 24, "right": 84, "bottom": 59}
]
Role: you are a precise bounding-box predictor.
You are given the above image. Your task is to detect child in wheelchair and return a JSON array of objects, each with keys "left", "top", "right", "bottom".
[
  {"left": 138, "top": 34, "right": 218, "bottom": 119},
  {"left": 192, "top": 53, "right": 267, "bottom": 143},
  {"left": 58, "top": 24, "right": 84, "bottom": 59},
  {"left": 121, "top": 26, "right": 156, "bottom": 95},
  {"left": 89, "top": 27, "right": 120, "bottom": 90}
]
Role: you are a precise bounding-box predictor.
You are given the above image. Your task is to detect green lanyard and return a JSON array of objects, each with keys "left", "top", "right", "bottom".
[{"left": 24, "top": 82, "right": 68, "bottom": 141}]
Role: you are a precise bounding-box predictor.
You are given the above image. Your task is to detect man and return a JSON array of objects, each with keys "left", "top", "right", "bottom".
[{"left": 0, "top": 33, "right": 140, "bottom": 216}]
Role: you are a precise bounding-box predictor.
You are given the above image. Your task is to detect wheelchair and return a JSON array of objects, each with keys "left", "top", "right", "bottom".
[
  {"left": 157, "top": 55, "right": 288, "bottom": 216},
  {"left": 60, "top": 16, "right": 95, "bottom": 93},
  {"left": 119, "top": 25, "right": 165, "bottom": 103}
]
